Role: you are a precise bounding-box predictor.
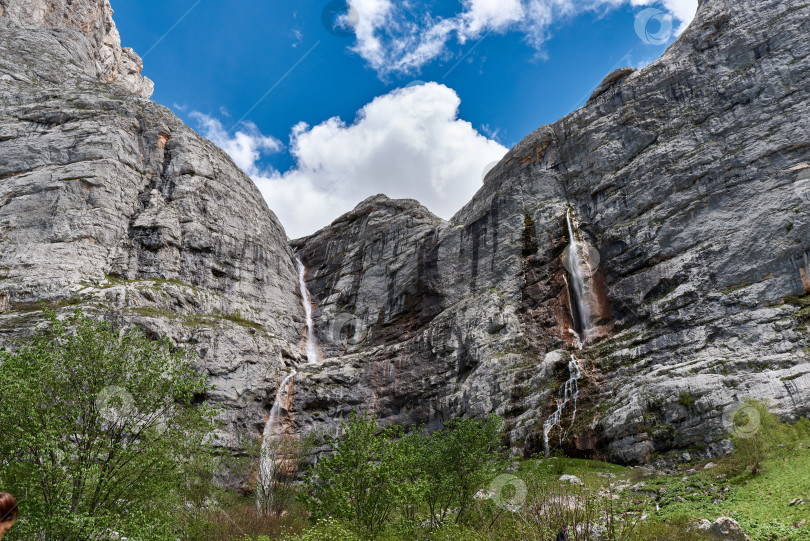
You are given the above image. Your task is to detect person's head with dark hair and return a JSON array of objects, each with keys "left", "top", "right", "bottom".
[{"left": 0, "top": 493, "right": 18, "bottom": 539}]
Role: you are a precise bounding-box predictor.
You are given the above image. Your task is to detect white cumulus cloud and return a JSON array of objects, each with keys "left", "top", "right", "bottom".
[
  {"left": 629, "top": 0, "right": 697, "bottom": 34},
  {"left": 194, "top": 83, "right": 508, "bottom": 239},
  {"left": 189, "top": 112, "right": 282, "bottom": 176},
  {"left": 345, "top": 0, "right": 698, "bottom": 76}
]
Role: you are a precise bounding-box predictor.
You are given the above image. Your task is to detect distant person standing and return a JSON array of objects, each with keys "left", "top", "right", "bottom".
[
  {"left": 0, "top": 493, "right": 17, "bottom": 540},
  {"left": 555, "top": 526, "right": 569, "bottom": 541}
]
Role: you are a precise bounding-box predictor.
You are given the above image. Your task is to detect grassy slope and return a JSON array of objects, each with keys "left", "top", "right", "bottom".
[
  {"left": 521, "top": 448, "right": 810, "bottom": 541},
  {"left": 218, "top": 448, "right": 810, "bottom": 540}
]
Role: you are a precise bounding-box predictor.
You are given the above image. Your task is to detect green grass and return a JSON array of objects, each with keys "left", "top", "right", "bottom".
[
  {"left": 519, "top": 456, "right": 630, "bottom": 487},
  {"left": 639, "top": 448, "right": 810, "bottom": 540},
  {"left": 11, "top": 296, "right": 84, "bottom": 313},
  {"left": 165, "top": 449, "right": 810, "bottom": 540},
  {"left": 719, "top": 451, "right": 810, "bottom": 540},
  {"left": 514, "top": 449, "right": 810, "bottom": 541}
]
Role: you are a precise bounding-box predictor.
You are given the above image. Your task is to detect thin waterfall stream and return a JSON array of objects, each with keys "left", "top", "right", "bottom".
[
  {"left": 564, "top": 209, "right": 595, "bottom": 346},
  {"left": 258, "top": 256, "right": 320, "bottom": 506},
  {"left": 542, "top": 209, "right": 592, "bottom": 457},
  {"left": 257, "top": 370, "right": 297, "bottom": 499},
  {"left": 297, "top": 257, "right": 319, "bottom": 365},
  {"left": 542, "top": 357, "right": 582, "bottom": 457}
]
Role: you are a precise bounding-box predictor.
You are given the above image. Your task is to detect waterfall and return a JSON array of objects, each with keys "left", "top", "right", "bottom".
[
  {"left": 256, "top": 257, "right": 319, "bottom": 507},
  {"left": 542, "top": 357, "right": 582, "bottom": 457},
  {"left": 296, "top": 257, "right": 319, "bottom": 364},
  {"left": 258, "top": 371, "right": 297, "bottom": 503},
  {"left": 540, "top": 210, "right": 594, "bottom": 457},
  {"left": 564, "top": 209, "right": 595, "bottom": 346}
]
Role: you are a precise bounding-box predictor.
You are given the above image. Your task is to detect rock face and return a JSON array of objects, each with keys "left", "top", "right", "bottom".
[
  {"left": 291, "top": 0, "right": 810, "bottom": 463},
  {"left": 0, "top": 0, "right": 153, "bottom": 97},
  {"left": 695, "top": 517, "right": 752, "bottom": 541},
  {"left": 1, "top": 0, "right": 809, "bottom": 471},
  {"left": 0, "top": 0, "right": 306, "bottom": 454}
]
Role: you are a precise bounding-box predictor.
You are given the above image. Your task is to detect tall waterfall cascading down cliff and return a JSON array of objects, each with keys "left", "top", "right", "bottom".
[
  {"left": 297, "top": 257, "right": 319, "bottom": 365},
  {"left": 258, "top": 258, "right": 319, "bottom": 501},
  {"left": 563, "top": 209, "right": 596, "bottom": 347},
  {"left": 542, "top": 211, "right": 590, "bottom": 457}
]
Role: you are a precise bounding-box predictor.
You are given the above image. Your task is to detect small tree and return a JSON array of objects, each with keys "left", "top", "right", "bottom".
[
  {"left": 300, "top": 412, "right": 411, "bottom": 538},
  {"left": 300, "top": 413, "right": 508, "bottom": 536},
  {"left": 0, "top": 309, "right": 216, "bottom": 541},
  {"left": 422, "top": 416, "right": 508, "bottom": 527},
  {"left": 391, "top": 430, "right": 428, "bottom": 524}
]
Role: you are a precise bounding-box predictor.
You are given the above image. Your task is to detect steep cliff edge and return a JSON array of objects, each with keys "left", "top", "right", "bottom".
[
  {"left": 0, "top": 0, "right": 153, "bottom": 98},
  {"left": 0, "top": 0, "right": 306, "bottom": 453},
  {"left": 293, "top": 0, "right": 810, "bottom": 464}
]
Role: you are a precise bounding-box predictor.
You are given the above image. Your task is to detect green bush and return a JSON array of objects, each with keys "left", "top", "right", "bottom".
[
  {"left": 421, "top": 416, "right": 508, "bottom": 527},
  {"left": 0, "top": 309, "right": 217, "bottom": 541},
  {"left": 677, "top": 391, "right": 695, "bottom": 409},
  {"left": 300, "top": 412, "right": 411, "bottom": 538},
  {"left": 300, "top": 413, "right": 507, "bottom": 538},
  {"left": 725, "top": 398, "right": 802, "bottom": 475}
]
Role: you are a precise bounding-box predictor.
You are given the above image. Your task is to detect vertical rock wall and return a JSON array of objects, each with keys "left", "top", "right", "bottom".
[
  {"left": 292, "top": 0, "right": 810, "bottom": 464},
  {"left": 0, "top": 1, "right": 306, "bottom": 459}
]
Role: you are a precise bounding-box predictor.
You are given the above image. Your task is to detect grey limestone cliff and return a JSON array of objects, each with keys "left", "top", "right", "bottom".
[
  {"left": 291, "top": 0, "right": 810, "bottom": 464},
  {"left": 2, "top": 0, "right": 809, "bottom": 471},
  {"left": 0, "top": 0, "right": 308, "bottom": 457}
]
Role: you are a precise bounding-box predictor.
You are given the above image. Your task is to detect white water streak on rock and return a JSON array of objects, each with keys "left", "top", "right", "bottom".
[
  {"left": 543, "top": 357, "right": 582, "bottom": 457},
  {"left": 258, "top": 371, "right": 297, "bottom": 501},
  {"left": 297, "top": 257, "right": 319, "bottom": 364}
]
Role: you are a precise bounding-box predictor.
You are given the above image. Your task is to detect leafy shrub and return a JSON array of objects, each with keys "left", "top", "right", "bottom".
[
  {"left": 677, "top": 392, "right": 696, "bottom": 409},
  {"left": 300, "top": 412, "right": 507, "bottom": 538},
  {"left": 300, "top": 412, "right": 410, "bottom": 538},
  {"left": 0, "top": 309, "right": 217, "bottom": 541},
  {"left": 724, "top": 399, "right": 805, "bottom": 475},
  {"left": 420, "top": 416, "right": 508, "bottom": 527}
]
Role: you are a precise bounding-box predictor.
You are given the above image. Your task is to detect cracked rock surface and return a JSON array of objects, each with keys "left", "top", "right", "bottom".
[
  {"left": 0, "top": 0, "right": 153, "bottom": 97},
  {"left": 1, "top": 0, "right": 809, "bottom": 469}
]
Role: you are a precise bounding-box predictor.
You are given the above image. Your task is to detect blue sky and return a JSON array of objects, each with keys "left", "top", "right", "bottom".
[{"left": 112, "top": 0, "right": 696, "bottom": 238}]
